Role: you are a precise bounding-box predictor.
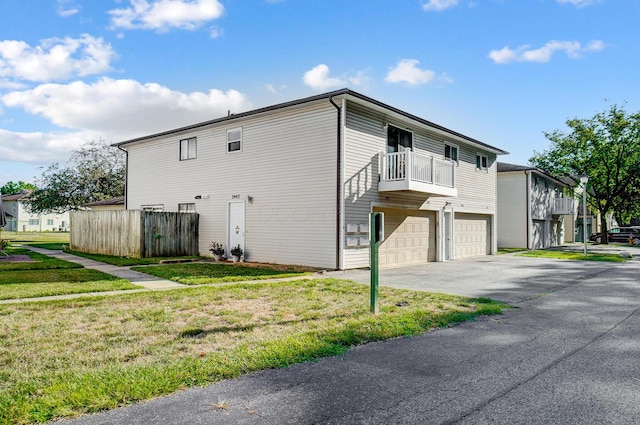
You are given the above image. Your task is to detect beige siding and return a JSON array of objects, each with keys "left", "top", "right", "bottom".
[
  {"left": 343, "top": 101, "right": 499, "bottom": 268},
  {"left": 497, "top": 173, "right": 528, "bottom": 248},
  {"left": 126, "top": 101, "right": 338, "bottom": 268}
]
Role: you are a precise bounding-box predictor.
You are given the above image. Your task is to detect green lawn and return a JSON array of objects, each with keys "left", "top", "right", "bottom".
[
  {"left": 0, "top": 269, "right": 140, "bottom": 298},
  {"left": 497, "top": 248, "right": 528, "bottom": 255},
  {"left": 0, "top": 245, "right": 139, "bottom": 300},
  {"left": 66, "top": 250, "right": 203, "bottom": 266},
  {"left": 131, "top": 262, "right": 311, "bottom": 284},
  {"left": 0, "top": 247, "right": 82, "bottom": 271},
  {"left": 516, "top": 250, "right": 628, "bottom": 262},
  {"left": 0, "top": 279, "right": 508, "bottom": 424},
  {"left": 0, "top": 231, "right": 69, "bottom": 244}
]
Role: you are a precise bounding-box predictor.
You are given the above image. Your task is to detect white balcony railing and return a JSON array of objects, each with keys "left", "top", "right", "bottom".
[
  {"left": 552, "top": 197, "right": 575, "bottom": 215},
  {"left": 379, "top": 150, "right": 457, "bottom": 197}
]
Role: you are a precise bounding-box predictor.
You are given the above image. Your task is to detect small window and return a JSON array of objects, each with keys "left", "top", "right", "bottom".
[
  {"left": 141, "top": 205, "right": 164, "bottom": 212},
  {"left": 178, "top": 203, "right": 196, "bottom": 213},
  {"left": 476, "top": 154, "right": 488, "bottom": 171},
  {"left": 227, "top": 128, "right": 242, "bottom": 153},
  {"left": 28, "top": 219, "right": 40, "bottom": 225},
  {"left": 47, "top": 219, "right": 54, "bottom": 226},
  {"left": 180, "top": 137, "right": 197, "bottom": 160},
  {"left": 444, "top": 143, "right": 458, "bottom": 163},
  {"left": 534, "top": 176, "right": 540, "bottom": 187}
]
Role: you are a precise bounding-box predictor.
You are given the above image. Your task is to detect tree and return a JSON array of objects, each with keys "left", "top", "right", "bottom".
[
  {"left": 530, "top": 104, "right": 640, "bottom": 243},
  {"left": 26, "top": 140, "right": 125, "bottom": 214},
  {"left": 0, "top": 181, "right": 37, "bottom": 195}
]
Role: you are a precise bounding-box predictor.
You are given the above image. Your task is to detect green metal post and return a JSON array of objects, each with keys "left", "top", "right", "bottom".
[{"left": 370, "top": 212, "right": 379, "bottom": 314}]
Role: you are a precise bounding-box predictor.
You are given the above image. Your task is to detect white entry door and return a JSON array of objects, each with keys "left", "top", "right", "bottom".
[
  {"left": 444, "top": 211, "right": 452, "bottom": 261},
  {"left": 228, "top": 202, "right": 245, "bottom": 256}
]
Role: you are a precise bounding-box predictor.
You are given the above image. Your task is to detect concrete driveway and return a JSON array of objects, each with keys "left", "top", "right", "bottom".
[
  {"left": 336, "top": 243, "right": 640, "bottom": 305},
  {"left": 59, "top": 246, "right": 640, "bottom": 424}
]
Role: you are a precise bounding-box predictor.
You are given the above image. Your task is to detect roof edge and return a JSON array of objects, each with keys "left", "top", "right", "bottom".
[{"left": 113, "top": 88, "right": 508, "bottom": 155}]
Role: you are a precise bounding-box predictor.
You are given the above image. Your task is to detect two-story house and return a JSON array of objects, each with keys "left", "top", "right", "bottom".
[
  {"left": 1, "top": 190, "right": 70, "bottom": 232},
  {"left": 497, "top": 162, "right": 574, "bottom": 249},
  {"left": 114, "top": 89, "right": 508, "bottom": 269}
]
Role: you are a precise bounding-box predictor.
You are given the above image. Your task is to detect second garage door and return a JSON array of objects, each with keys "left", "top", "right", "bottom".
[
  {"left": 374, "top": 208, "right": 436, "bottom": 268},
  {"left": 455, "top": 213, "right": 491, "bottom": 258}
]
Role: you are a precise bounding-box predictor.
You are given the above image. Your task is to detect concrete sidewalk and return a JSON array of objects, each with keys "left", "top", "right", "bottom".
[{"left": 24, "top": 245, "right": 188, "bottom": 290}]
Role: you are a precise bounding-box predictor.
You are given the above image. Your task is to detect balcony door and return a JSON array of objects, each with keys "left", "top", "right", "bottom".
[{"left": 387, "top": 125, "right": 413, "bottom": 153}]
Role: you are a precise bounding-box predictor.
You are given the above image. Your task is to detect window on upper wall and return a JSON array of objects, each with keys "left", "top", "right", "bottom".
[
  {"left": 28, "top": 219, "right": 39, "bottom": 225},
  {"left": 180, "top": 137, "right": 197, "bottom": 160},
  {"left": 47, "top": 219, "right": 54, "bottom": 226},
  {"left": 444, "top": 143, "right": 459, "bottom": 163},
  {"left": 475, "top": 154, "right": 488, "bottom": 171},
  {"left": 387, "top": 125, "right": 413, "bottom": 152},
  {"left": 227, "top": 128, "right": 242, "bottom": 153},
  {"left": 178, "top": 203, "right": 196, "bottom": 213}
]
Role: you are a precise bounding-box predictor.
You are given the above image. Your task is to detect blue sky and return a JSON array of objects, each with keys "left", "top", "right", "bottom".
[{"left": 1, "top": 0, "right": 638, "bottom": 186}]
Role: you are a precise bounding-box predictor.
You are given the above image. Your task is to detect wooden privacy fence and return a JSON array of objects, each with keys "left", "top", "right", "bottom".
[{"left": 70, "top": 210, "right": 199, "bottom": 258}]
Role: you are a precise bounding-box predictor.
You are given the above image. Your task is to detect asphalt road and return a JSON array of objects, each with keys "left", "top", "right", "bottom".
[{"left": 59, "top": 250, "right": 640, "bottom": 424}]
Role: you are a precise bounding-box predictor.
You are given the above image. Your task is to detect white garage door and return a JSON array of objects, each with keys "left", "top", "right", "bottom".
[
  {"left": 374, "top": 208, "right": 436, "bottom": 268},
  {"left": 455, "top": 213, "right": 491, "bottom": 258}
]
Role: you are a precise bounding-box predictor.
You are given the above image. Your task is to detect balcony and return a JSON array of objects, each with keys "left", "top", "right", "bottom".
[
  {"left": 378, "top": 150, "right": 457, "bottom": 197},
  {"left": 552, "top": 197, "right": 575, "bottom": 215}
]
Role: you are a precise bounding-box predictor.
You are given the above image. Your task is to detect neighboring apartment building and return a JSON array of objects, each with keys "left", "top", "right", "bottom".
[
  {"left": 83, "top": 196, "right": 126, "bottom": 211},
  {"left": 497, "top": 163, "right": 574, "bottom": 249},
  {"left": 1, "top": 190, "right": 69, "bottom": 232},
  {"left": 115, "top": 89, "right": 508, "bottom": 269}
]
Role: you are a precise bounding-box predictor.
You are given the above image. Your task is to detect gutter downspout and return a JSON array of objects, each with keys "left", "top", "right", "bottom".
[
  {"left": 329, "top": 96, "right": 342, "bottom": 270},
  {"left": 117, "top": 145, "right": 128, "bottom": 210},
  {"left": 525, "top": 170, "right": 531, "bottom": 249}
]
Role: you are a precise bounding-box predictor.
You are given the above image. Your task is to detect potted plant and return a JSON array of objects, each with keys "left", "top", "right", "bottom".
[
  {"left": 230, "top": 244, "right": 243, "bottom": 263},
  {"left": 209, "top": 241, "right": 225, "bottom": 261}
]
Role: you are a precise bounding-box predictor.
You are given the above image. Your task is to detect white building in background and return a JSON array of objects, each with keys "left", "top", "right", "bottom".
[
  {"left": 0, "top": 190, "right": 69, "bottom": 232},
  {"left": 497, "top": 163, "right": 575, "bottom": 249}
]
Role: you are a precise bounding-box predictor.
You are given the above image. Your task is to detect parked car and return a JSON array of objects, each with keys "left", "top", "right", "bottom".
[{"left": 590, "top": 227, "right": 640, "bottom": 245}]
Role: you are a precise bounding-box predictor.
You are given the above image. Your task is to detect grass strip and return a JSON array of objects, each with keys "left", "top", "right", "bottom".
[
  {"left": 516, "top": 250, "right": 627, "bottom": 262},
  {"left": 0, "top": 279, "right": 508, "bottom": 424},
  {"left": 131, "top": 262, "right": 310, "bottom": 284},
  {"left": 66, "top": 250, "right": 202, "bottom": 266},
  {"left": 0, "top": 279, "right": 140, "bottom": 300}
]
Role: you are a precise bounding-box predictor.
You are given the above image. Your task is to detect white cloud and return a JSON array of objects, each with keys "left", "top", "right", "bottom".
[
  {"left": 109, "top": 0, "right": 225, "bottom": 31},
  {"left": 57, "top": 0, "right": 80, "bottom": 17},
  {"left": 209, "top": 26, "right": 223, "bottom": 39},
  {"left": 0, "top": 35, "right": 115, "bottom": 82},
  {"left": 0, "top": 79, "right": 252, "bottom": 170},
  {"left": 1, "top": 78, "right": 251, "bottom": 137},
  {"left": 385, "top": 59, "right": 439, "bottom": 86},
  {"left": 348, "top": 69, "right": 372, "bottom": 87},
  {"left": 488, "top": 40, "right": 605, "bottom": 64},
  {"left": 422, "top": 0, "right": 458, "bottom": 12},
  {"left": 0, "top": 129, "right": 87, "bottom": 165},
  {"left": 302, "top": 64, "right": 345, "bottom": 91},
  {"left": 556, "top": 0, "right": 601, "bottom": 7}
]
